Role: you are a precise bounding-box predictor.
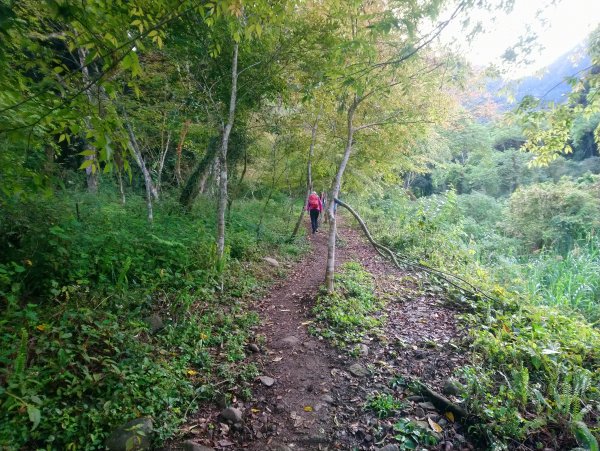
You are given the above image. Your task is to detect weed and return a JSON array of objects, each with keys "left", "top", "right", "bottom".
[
  {"left": 392, "top": 418, "right": 439, "bottom": 449},
  {"left": 310, "top": 262, "right": 384, "bottom": 348},
  {"left": 365, "top": 393, "right": 406, "bottom": 418}
]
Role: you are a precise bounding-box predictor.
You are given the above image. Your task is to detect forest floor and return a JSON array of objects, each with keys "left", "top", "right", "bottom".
[{"left": 172, "top": 215, "right": 474, "bottom": 451}]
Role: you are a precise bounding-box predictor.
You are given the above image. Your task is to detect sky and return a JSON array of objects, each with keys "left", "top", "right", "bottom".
[{"left": 444, "top": 0, "right": 600, "bottom": 78}]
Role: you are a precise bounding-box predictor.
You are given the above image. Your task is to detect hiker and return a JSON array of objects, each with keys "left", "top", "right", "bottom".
[{"left": 306, "top": 191, "right": 323, "bottom": 234}]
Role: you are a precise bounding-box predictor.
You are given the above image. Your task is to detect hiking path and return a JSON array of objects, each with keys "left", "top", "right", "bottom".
[{"left": 176, "top": 216, "right": 472, "bottom": 451}]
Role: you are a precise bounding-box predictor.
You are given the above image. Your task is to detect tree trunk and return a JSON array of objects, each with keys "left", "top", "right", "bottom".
[
  {"left": 77, "top": 47, "right": 99, "bottom": 193},
  {"left": 175, "top": 120, "right": 191, "bottom": 186},
  {"left": 126, "top": 122, "right": 155, "bottom": 222},
  {"left": 216, "top": 43, "right": 239, "bottom": 260},
  {"left": 227, "top": 145, "right": 248, "bottom": 216},
  {"left": 292, "top": 113, "right": 319, "bottom": 238},
  {"left": 179, "top": 137, "right": 218, "bottom": 211},
  {"left": 325, "top": 98, "right": 358, "bottom": 292},
  {"left": 117, "top": 168, "right": 126, "bottom": 205},
  {"left": 157, "top": 130, "right": 171, "bottom": 194}
]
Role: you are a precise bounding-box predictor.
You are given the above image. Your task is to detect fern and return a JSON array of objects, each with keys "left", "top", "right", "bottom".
[
  {"left": 12, "top": 328, "right": 28, "bottom": 384},
  {"left": 572, "top": 421, "right": 599, "bottom": 451}
]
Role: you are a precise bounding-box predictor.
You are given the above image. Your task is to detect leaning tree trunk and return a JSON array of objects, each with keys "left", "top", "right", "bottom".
[
  {"left": 157, "top": 130, "right": 171, "bottom": 194},
  {"left": 126, "top": 123, "right": 156, "bottom": 222},
  {"left": 292, "top": 113, "right": 320, "bottom": 238},
  {"left": 216, "top": 43, "right": 239, "bottom": 261},
  {"left": 325, "top": 99, "right": 358, "bottom": 292},
  {"left": 179, "top": 137, "right": 218, "bottom": 211}
]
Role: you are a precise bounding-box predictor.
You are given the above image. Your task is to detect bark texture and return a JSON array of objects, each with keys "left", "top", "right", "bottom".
[
  {"left": 126, "top": 123, "right": 155, "bottom": 222},
  {"left": 216, "top": 43, "right": 239, "bottom": 260},
  {"left": 325, "top": 99, "right": 358, "bottom": 292},
  {"left": 179, "top": 137, "right": 219, "bottom": 211}
]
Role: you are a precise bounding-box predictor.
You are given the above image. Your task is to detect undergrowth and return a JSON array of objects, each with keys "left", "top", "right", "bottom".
[
  {"left": 310, "top": 261, "right": 384, "bottom": 349},
  {"left": 0, "top": 191, "right": 306, "bottom": 449},
  {"left": 353, "top": 188, "right": 600, "bottom": 450}
]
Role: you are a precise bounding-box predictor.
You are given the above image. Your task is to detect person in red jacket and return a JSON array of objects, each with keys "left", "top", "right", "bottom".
[{"left": 306, "top": 191, "right": 323, "bottom": 234}]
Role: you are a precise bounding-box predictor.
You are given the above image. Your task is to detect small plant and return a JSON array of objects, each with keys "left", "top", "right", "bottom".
[
  {"left": 393, "top": 418, "right": 439, "bottom": 449},
  {"left": 365, "top": 393, "right": 405, "bottom": 418},
  {"left": 310, "top": 262, "right": 384, "bottom": 348}
]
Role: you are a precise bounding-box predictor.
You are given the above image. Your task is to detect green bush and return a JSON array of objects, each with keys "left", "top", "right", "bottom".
[
  {"left": 350, "top": 188, "right": 600, "bottom": 448},
  {"left": 0, "top": 190, "right": 306, "bottom": 449},
  {"left": 504, "top": 179, "right": 600, "bottom": 251}
]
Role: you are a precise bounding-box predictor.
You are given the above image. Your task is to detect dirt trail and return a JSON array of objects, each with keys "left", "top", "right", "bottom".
[{"left": 176, "top": 216, "right": 470, "bottom": 451}]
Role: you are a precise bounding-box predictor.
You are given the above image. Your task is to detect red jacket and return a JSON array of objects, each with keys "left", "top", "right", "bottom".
[{"left": 306, "top": 193, "right": 323, "bottom": 211}]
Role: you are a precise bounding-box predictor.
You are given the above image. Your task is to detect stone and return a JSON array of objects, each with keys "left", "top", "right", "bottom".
[
  {"left": 281, "top": 336, "right": 300, "bottom": 347},
  {"left": 442, "top": 378, "right": 462, "bottom": 396},
  {"left": 268, "top": 443, "right": 292, "bottom": 451},
  {"left": 264, "top": 257, "right": 280, "bottom": 267},
  {"left": 144, "top": 314, "right": 164, "bottom": 334},
  {"left": 414, "top": 407, "right": 426, "bottom": 417},
  {"left": 105, "top": 417, "right": 153, "bottom": 451},
  {"left": 248, "top": 343, "right": 260, "bottom": 353},
  {"left": 418, "top": 401, "right": 436, "bottom": 410},
  {"left": 377, "top": 445, "right": 400, "bottom": 451},
  {"left": 183, "top": 441, "right": 215, "bottom": 451},
  {"left": 322, "top": 394, "right": 334, "bottom": 404},
  {"left": 259, "top": 376, "right": 275, "bottom": 387},
  {"left": 220, "top": 407, "right": 243, "bottom": 423},
  {"left": 348, "top": 363, "right": 369, "bottom": 377}
]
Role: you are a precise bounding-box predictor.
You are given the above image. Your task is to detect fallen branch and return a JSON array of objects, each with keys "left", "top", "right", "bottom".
[
  {"left": 333, "top": 198, "right": 498, "bottom": 304},
  {"left": 417, "top": 382, "right": 467, "bottom": 419}
]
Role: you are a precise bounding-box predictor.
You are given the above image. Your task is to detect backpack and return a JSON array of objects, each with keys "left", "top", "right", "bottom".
[{"left": 308, "top": 194, "right": 320, "bottom": 209}]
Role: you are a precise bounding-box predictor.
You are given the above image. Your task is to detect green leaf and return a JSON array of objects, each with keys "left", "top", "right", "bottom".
[
  {"left": 27, "top": 405, "right": 41, "bottom": 431},
  {"left": 79, "top": 159, "right": 93, "bottom": 170}
]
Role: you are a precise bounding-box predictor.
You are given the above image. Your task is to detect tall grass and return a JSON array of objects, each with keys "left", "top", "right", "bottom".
[{"left": 524, "top": 238, "right": 600, "bottom": 323}]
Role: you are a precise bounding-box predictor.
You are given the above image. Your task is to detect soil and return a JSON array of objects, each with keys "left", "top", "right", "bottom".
[{"left": 172, "top": 216, "right": 473, "bottom": 451}]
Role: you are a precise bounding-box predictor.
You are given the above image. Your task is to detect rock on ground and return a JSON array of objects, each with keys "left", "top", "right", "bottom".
[
  {"left": 144, "top": 314, "right": 164, "bottom": 334},
  {"left": 220, "top": 407, "right": 243, "bottom": 423},
  {"left": 259, "top": 376, "right": 275, "bottom": 387},
  {"left": 348, "top": 363, "right": 369, "bottom": 377},
  {"left": 264, "top": 257, "right": 280, "bottom": 267}
]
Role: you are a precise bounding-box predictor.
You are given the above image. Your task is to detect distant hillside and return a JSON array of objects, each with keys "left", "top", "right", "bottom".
[
  {"left": 512, "top": 44, "right": 591, "bottom": 103},
  {"left": 466, "top": 44, "right": 592, "bottom": 116}
]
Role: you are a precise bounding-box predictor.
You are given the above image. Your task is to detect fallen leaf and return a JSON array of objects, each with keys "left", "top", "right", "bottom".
[
  {"left": 428, "top": 417, "right": 443, "bottom": 433},
  {"left": 445, "top": 411, "right": 455, "bottom": 423},
  {"left": 186, "top": 369, "right": 198, "bottom": 376},
  {"left": 273, "top": 356, "right": 283, "bottom": 362},
  {"left": 251, "top": 408, "right": 260, "bottom": 413},
  {"left": 303, "top": 405, "right": 313, "bottom": 412},
  {"left": 35, "top": 324, "right": 47, "bottom": 331}
]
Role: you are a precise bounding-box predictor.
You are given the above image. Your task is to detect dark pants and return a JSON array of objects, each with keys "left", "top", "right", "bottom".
[{"left": 309, "top": 209, "right": 320, "bottom": 233}]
